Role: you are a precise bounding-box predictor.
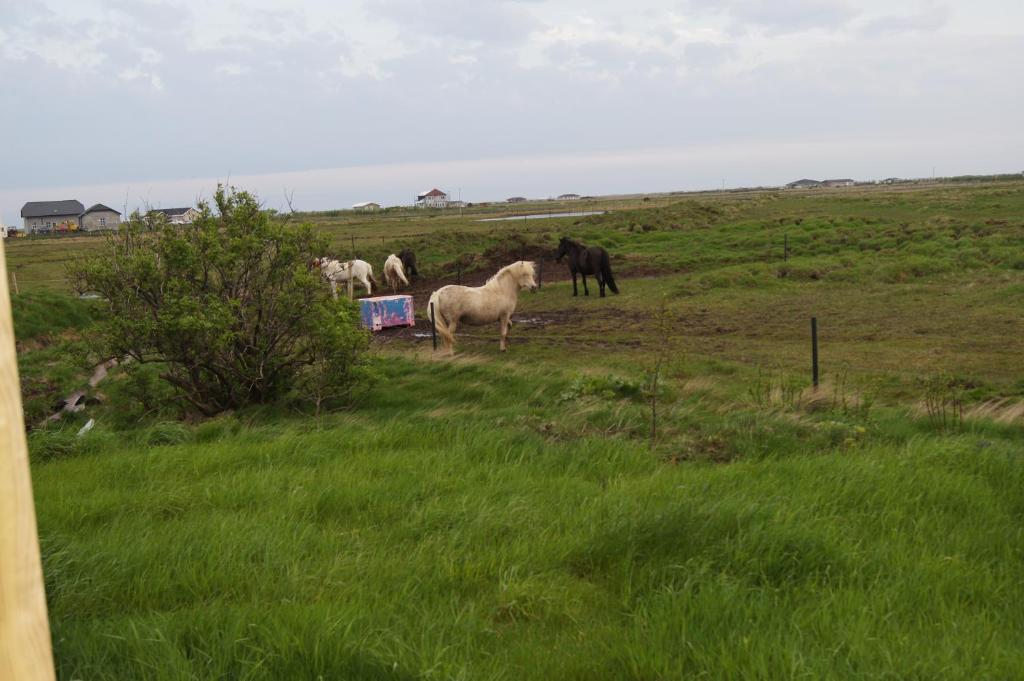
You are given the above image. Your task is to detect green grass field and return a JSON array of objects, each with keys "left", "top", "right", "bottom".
[{"left": 9, "top": 179, "right": 1024, "bottom": 679}]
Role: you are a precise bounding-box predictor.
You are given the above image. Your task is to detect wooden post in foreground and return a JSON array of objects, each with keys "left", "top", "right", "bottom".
[{"left": 0, "top": 239, "right": 57, "bottom": 681}]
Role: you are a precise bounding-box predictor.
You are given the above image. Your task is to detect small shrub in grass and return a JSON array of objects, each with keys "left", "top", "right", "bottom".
[
  {"left": 193, "top": 415, "right": 243, "bottom": 443},
  {"left": 144, "top": 421, "right": 193, "bottom": 446},
  {"left": 558, "top": 375, "right": 643, "bottom": 403},
  {"left": 67, "top": 185, "right": 371, "bottom": 417},
  {"left": 918, "top": 374, "right": 966, "bottom": 432}
]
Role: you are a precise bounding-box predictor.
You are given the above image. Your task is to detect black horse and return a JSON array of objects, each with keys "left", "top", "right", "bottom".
[
  {"left": 398, "top": 248, "right": 419, "bottom": 281},
  {"left": 555, "top": 237, "right": 619, "bottom": 297}
]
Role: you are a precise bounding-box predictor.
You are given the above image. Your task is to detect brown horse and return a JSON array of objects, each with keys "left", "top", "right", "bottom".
[
  {"left": 555, "top": 237, "right": 619, "bottom": 297},
  {"left": 398, "top": 248, "right": 419, "bottom": 281}
]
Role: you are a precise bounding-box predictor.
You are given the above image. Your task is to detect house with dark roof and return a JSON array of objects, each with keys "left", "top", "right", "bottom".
[
  {"left": 506, "top": 196, "right": 527, "bottom": 203},
  {"left": 149, "top": 207, "right": 200, "bottom": 224},
  {"left": 416, "top": 188, "right": 448, "bottom": 208},
  {"left": 21, "top": 200, "right": 84, "bottom": 233},
  {"left": 784, "top": 179, "right": 822, "bottom": 190},
  {"left": 79, "top": 204, "right": 121, "bottom": 231},
  {"left": 557, "top": 193, "right": 581, "bottom": 200},
  {"left": 821, "top": 178, "right": 854, "bottom": 188}
]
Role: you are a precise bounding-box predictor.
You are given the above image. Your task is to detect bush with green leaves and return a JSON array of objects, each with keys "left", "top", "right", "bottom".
[{"left": 68, "top": 185, "right": 370, "bottom": 416}]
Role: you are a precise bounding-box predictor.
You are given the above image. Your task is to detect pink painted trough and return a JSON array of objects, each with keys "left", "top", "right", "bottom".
[{"left": 359, "top": 294, "right": 415, "bottom": 331}]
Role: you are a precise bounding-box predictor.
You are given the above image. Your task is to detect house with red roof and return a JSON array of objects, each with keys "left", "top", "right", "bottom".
[{"left": 416, "top": 188, "right": 448, "bottom": 208}]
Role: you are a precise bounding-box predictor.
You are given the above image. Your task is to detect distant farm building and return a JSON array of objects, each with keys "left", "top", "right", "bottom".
[
  {"left": 20, "top": 200, "right": 84, "bottom": 233},
  {"left": 822, "top": 179, "right": 855, "bottom": 187},
  {"left": 416, "top": 188, "right": 448, "bottom": 208},
  {"left": 150, "top": 207, "right": 200, "bottom": 224},
  {"left": 506, "top": 197, "right": 527, "bottom": 203},
  {"left": 558, "top": 193, "right": 581, "bottom": 200},
  {"left": 352, "top": 202, "right": 380, "bottom": 211},
  {"left": 79, "top": 204, "right": 121, "bottom": 231},
  {"left": 784, "top": 179, "right": 823, "bottom": 190}
]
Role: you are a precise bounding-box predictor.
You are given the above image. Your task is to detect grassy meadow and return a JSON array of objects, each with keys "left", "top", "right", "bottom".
[{"left": 8, "top": 179, "right": 1024, "bottom": 679}]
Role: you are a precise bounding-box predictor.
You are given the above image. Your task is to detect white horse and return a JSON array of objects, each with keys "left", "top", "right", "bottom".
[
  {"left": 383, "top": 254, "right": 409, "bottom": 293},
  {"left": 312, "top": 257, "right": 377, "bottom": 299},
  {"left": 427, "top": 260, "right": 537, "bottom": 355}
]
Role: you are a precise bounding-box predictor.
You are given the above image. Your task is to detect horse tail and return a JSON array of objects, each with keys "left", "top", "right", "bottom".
[
  {"left": 367, "top": 266, "right": 379, "bottom": 290},
  {"left": 600, "top": 251, "right": 619, "bottom": 294},
  {"left": 396, "top": 261, "right": 409, "bottom": 287},
  {"left": 427, "top": 290, "right": 453, "bottom": 344}
]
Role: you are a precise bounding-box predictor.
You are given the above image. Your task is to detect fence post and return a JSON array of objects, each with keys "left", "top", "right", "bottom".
[
  {"left": 784, "top": 233, "right": 788, "bottom": 262},
  {"left": 457, "top": 262, "right": 461, "bottom": 285},
  {"left": 350, "top": 235, "right": 355, "bottom": 259},
  {"left": 430, "top": 302, "right": 437, "bottom": 351},
  {"left": 538, "top": 259, "right": 542, "bottom": 289},
  {"left": 0, "top": 239, "right": 57, "bottom": 681},
  {"left": 10, "top": 272, "right": 17, "bottom": 295},
  {"left": 811, "top": 316, "right": 819, "bottom": 388}
]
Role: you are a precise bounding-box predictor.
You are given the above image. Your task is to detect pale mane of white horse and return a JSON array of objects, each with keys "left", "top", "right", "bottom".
[
  {"left": 313, "top": 257, "right": 376, "bottom": 298},
  {"left": 427, "top": 260, "right": 537, "bottom": 355},
  {"left": 383, "top": 254, "right": 409, "bottom": 293}
]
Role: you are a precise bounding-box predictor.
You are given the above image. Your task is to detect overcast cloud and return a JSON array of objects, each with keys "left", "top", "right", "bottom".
[{"left": 1, "top": 0, "right": 1022, "bottom": 223}]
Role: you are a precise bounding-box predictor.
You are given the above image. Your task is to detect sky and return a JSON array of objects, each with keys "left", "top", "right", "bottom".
[{"left": 1, "top": 0, "right": 1022, "bottom": 224}]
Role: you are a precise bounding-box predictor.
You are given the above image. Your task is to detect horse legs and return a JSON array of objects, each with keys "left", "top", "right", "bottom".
[
  {"left": 499, "top": 314, "right": 512, "bottom": 352},
  {"left": 571, "top": 270, "right": 578, "bottom": 296},
  {"left": 329, "top": 280, "right": 338, "bottom": 300},
  {"left": 581, "top": 273, "right": 590, "bottom": 296},
  {"left": 445, "top": 319, "right": 458, "bottom": 356},
  {"left": 598, "top": 272, "right": 606, "bottom": 297}
]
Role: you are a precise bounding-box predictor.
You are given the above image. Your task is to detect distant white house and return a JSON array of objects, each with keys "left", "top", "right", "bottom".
[
  {"left": 352, "top": 202, "right": 380, "bottom": 211},
  {"left": 416, "top": 188, "right": 448, "bottom": 208},
  {"left": 821, "top": 179, "right": 855, "bottom": 188},
  {"left": 557, "top": 193, "right": 581, "bottom": 200},
  {"left": 150, "top": 207, "right": 200, "bottom": 224}
]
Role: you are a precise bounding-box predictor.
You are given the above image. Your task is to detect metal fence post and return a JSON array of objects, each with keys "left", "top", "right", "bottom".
[
  {"left": 430, "top": 302, "right": 437, "bottom": 351},
  {"left": 811, "top": 317, "right": 819, "bottom": 388}
]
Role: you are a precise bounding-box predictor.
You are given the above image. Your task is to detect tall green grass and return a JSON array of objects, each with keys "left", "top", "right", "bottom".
[{"left": 32, "top": 357, "right": 1024, "bottom": 679}]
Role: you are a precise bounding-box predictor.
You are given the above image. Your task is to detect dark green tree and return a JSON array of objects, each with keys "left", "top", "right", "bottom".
[{"left": 69, "top": 185, "right": 370, "bottom": 415}]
